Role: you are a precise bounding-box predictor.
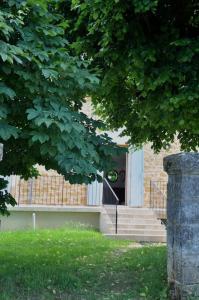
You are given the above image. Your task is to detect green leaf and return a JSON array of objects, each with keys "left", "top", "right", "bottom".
[
  {"left": 0, "top": 84, "right": 16, "bottom": 99},
  {"left": 42, "top": 69, "right": 58, "bottom": 79},
  {"left": 26, "top": 109, "right": 41, "bottom": 120},
  {"left": 0, "top": 123, "right": 19, "bottom": 140},
  {"left": 31, "top": 132, "right": 50, "bottom": 143}
]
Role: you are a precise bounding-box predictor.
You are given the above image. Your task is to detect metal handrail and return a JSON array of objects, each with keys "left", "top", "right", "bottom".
[{"left": 103, "top": 178, "right": 119, "bottom": 234}]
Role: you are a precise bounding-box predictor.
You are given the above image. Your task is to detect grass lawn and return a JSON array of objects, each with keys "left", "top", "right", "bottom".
[{"left": 0, "top": 227, "right": 167, "bottom": 300}]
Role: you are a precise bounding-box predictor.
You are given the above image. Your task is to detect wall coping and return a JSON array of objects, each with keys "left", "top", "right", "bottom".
[
  {"left": 8, "top": 205, "right": 102, "bottom": 213},
  {"left": 163, "top": 152, "right": 199, "bottom": 175}
]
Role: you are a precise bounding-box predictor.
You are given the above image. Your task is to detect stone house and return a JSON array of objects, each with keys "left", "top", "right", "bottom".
[{"left": 0, "top": 103, "right": 180, "bottom": 242}]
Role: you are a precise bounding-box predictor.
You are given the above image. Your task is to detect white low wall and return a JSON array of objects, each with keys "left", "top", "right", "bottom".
[{"left": 0, "top": 206, "right": 101, "bottom": 231}]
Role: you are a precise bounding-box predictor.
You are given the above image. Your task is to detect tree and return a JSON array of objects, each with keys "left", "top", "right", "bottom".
[
  {"left": 67, "top": 0, "right": 199, "bottom": 152},
  {"left": 0, "top": 0, "right": 121, "bottom": 215}
]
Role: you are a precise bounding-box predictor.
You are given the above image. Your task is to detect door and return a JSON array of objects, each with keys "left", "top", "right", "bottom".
[{"left": 103, "top": 152, "right": 126, "bottom": 205}]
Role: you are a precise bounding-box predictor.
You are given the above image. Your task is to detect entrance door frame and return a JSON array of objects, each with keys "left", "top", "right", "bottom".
[{"left": 118, "top": 144, "right": 128, "bottom": 206}]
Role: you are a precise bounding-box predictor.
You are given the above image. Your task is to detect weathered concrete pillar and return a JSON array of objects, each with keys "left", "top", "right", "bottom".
[
  {"left": 164, "top": 153, "right": 199, "bottom": 300},
  {"left": 0, "top": 144, "right": 3, "bottom": 161}
]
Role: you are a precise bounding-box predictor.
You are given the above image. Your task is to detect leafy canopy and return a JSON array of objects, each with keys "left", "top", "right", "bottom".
[
  {"left": 0, "top": 0, "right": 122, "bottom": 215},
  {"left": 68, "top": 0, "right": 199, "bottom": 152}
]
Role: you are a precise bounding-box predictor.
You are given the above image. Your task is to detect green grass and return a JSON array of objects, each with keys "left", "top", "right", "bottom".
[{"left": 0, "top": 227, "right": 167, "bottom": 300}]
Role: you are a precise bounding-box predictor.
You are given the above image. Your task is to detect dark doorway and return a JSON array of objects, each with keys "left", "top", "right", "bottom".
[{"left": 103, "top": 153, "right": 126, "bottom": 205}]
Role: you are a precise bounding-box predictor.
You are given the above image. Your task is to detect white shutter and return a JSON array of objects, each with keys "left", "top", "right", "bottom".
[
  {"left": 127, "top": 148, "right": 144, "bottom": 207},
  {"left": 87, "top": 180, "right": 103, "bottom": 206}
]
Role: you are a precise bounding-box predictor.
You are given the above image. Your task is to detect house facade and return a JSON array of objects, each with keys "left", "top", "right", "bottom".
[
  {"left": 5, "top": 133, "right": 180, "bottom": 209},
  {"left": 0, "top": 103, "right": 180, "bottom": 241}
]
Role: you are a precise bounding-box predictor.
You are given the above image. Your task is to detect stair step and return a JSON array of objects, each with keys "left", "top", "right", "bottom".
[
  {"left": 106, "top": 229, "right": 166, "bottom": 235},
  {"left": 101, "top": 207, "right": 166, "bottom": 243},
  {"left": 103, "top": 206, "right": 154, "bottom": 212},
  {"left": 104, "top": 234, "right": 166, "bottom": 243},
  {"left": 104, "top": 218, "right": 162, "bottom": 225},
  {"left": 103, "top": 214, "right": 157, "bottom": 221},
  {"left": 104, "top": 224, "right": 165, "bottom": 230},
  {"left": 105, "top": 209, "right": 154, "bottom": 216}
]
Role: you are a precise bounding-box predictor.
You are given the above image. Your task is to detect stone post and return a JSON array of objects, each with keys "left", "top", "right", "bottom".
[
  {"left": 164, "top": 153, "right": 199, "bottom": 300},
  {"left": 0, "top": 144, "right": 3, "bottom": 161}
]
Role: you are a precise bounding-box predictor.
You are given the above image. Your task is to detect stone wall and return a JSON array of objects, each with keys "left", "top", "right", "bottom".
[
  {"left": 143, "top": 142, "right": 180, "bottom": 207},
  {"left": 10, "top": 166, "right": 88, "bottom": 206}
]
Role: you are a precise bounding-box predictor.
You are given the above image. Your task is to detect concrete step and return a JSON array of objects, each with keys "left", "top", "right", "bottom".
[
  {"left": 104, "top": 233, "right": 166, "bottom": 243},
  {"left": 101, "top": 207, "right": 166, "bottom": 242},
  {"left": 103, "top": 206, "right": 153, "bottom": 212},
  {"left": 105, "top": 228, "right": 166, "bottom": 235},
  {"left": 104, "top": 224, "right": 165, "bottom": 230},
  {"left": 103, "top": 214, "right": 159, "bottom": 220},
  {"left": 103, "top": 209, "right": 155, "bottom": 216},
  {"left": 104, "top": 218, "right": 162, "bottom": 225}
]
